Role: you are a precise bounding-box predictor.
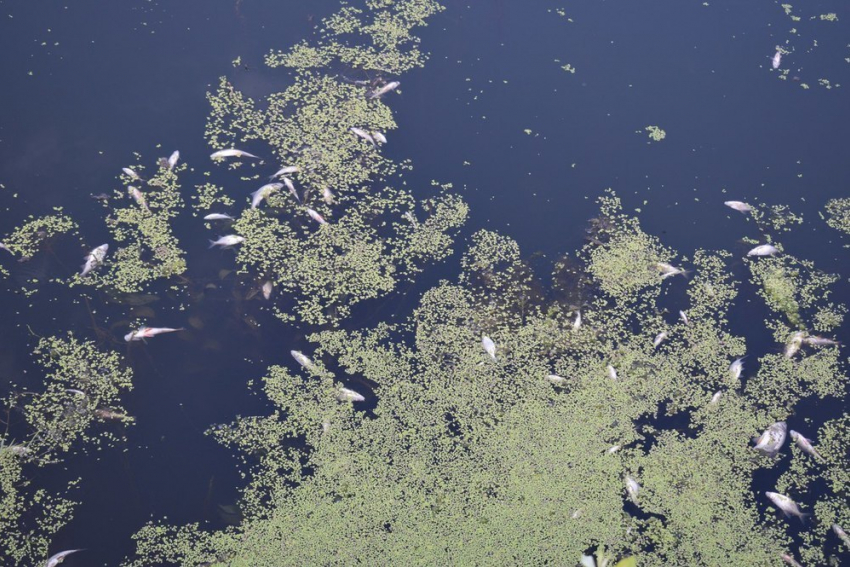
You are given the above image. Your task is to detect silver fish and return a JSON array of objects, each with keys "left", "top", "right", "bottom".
[
  {"left": 251, "top": 183, "right": 283, "bottom": 209},
  {"left": 766, "top": 491, "right": 808, "bottom": 521},
  {"left": 679, "top": 310, "right": 689, "bottom": 325},
  {"left": 729, "top": 357, "right": 745, "bottom": 381},
  {"left": 656, "top": 262, "right": 687, "bottom": 279},
  {"left": 372, "top": 131, "right": 388, "bottom": 144},
  {"left": 482, "top": 335, "right": 497, "bottom": 360},
  {"left": 803, "top": 335, "right": 839, "bottom": 347},
  {"left": 281, "top": 176, "right": 301, "bottom": 203},
  {"left": 833, "top": 524, "right": 850, "bottom": 550},
  {"left": 306, "top": 208, "right": 327, "bottom": 225},
  {"left": 128, "top": 186, "right": 149, "bottom": 211},
  {"left": 261, "top": 280, "right": 273, "bottom": 300},
  {"left": 790, "top": 430, "right": 822, "bottom": 460},
  {"left": 290, "top": 350, "right": 314, "bottom": 369},
  {"left": 368, "top": 80, "right": 400, "bottom": 99},
  {"left": 124, "top": 326, "right": 184, "bottom": 342},
  {"left": 167, "top": 150, "right": 180, "bottom": 170},
  {"left": 45, "top": 549, "right": 83, "bottom": 567},
  {"left": 573, "top": 310, "right": 582, "bottom": 330},
  {"left": 754, "top": 421, "right": 787, "bottom": 457},
  {"left": 204, "top": 213, "right": 234, "bottom": 221},
  {"left": 80, "top": 244, "right": 108, "bottom": 277},
  {"left": 653, "top": 331, "right": 668, "bottom": 348},
  {"left": 772, "top": 51, "right": 782, "bottom": 69},
  {"left": 747, "top": 244, "right": 779, "bottom": 257},
  {"left": 780, "top": 554, "right": 803, "bottom": 567},
  {"left": 546, "top": 374, "right": 567, "bottom": 386},
  {"left": 607, "top": 445, "right": 621, "bottom": 454},
  {"left": 350, "top": 127, "right": 376, "bottom": 146},
  {"left": 784, "top": 331, "right": 806, "bottom": 358},
  {"left": 724, "top": 200, "right": 752, "bottom": 213},
  {"left": 337, "top": 387, "right": 365, "bottom": 403},
  {"left": 710, "top": 391, "right": 723, "bottom": 405},
  {"left": 122, "top": 167, "right": 140, "bottom": 180},
  {"left": 209, "top": 235, "right": 245, "bottom": 248},
  {"left": 322, "top": 187, "right": 335, "bottom": 205},
  {"left": 271, "top": 165, "right": 299, "bottom": 178},
  {"left": 210, "top": 148, "right": 260, "bottom": 160},
  {"left": 625, "top": 475, "right": 641, "bottom": 504},
  {"left": 607, "top": 365, "right": 618, "bottom": 380}
]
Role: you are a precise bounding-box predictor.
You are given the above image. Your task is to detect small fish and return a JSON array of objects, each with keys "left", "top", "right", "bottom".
[
  {"left": 282, "top": 177, "right": 300, "bottom": 203},
  {"left": 747, "top": 244, "right": 779, "bottom": 257},
  {"left": 653, "top": 331, "right": 668, "bottom": 348},
  {"left": 790, "top": 430, "right": 822, "bottom": 460},
  {"left": 403, "top": 211, "right": 418, "bottom": 225},
  {"left": 350, "top": 127, "right": 376, "bottom": 146},
  {"left": 261, "top": 281, "right": 273, "bottom": 300},
  {"left": 803, "top": 335, "right": 839, "bottom": 347},
  {"left": 322, "top": 187, "right": 335, "bottom": 205},
  {"left": 772, "top": 51, "right": 782, "bottom": 69},
  {"left": 209, "top": 235, "right": 245, "bottom": 248},
  {"left": 833, "top": 524, "right": 850, "bottom": 550},
  {"left": 65, "top": 388, "right": 86, "bottom": 397},
  {"left": 94, "top": 408, "right": 130, "bottom": 420},
  {"left": 210, "top": 148, "right": 260, "bottom": 160},
  {"left": 607, "top": 365, "right": 618, "bottom": 380},
  {"left": 45, "top": 549, "right": 83, "bottom": 567},
  {"left": 128, "top": 186, "right": 149, "bottom": 211},
  {"left": 482, "top": 335, "right": 497, "bottom": 360},
  {"left": 372, "top": 131, "right": 387, "bottom": 144},
  {"left": 124, "top": 326, "right": 184, "bottom": 342},
  {"left": 766, "top": 491, "right": 808, "bottom": 522},
  {"left": 679, "top": 310, "right": 689, "bottom": 325},
  {"left": 754, "top": 421, "right": 787, "bottom": 457},
  {"left": 204, "top": 213, "right": 234, "bottom": 221},
  {"left": 625, "top": 475, "right": 641, "bottom": 504},
  {"left": 122, "top": 167, "right": 141, "bottom": 180},
  {"left": 547, "top": 374, "right": 567, "bottom": 386},
  {"left": 573, "top": 310, "right": 582, "bottom": 330},
  {"left": 710, "top": 391, "right": 723, "bottom": 404},
  {"left": 271, "top": 165, "right": 299, "bottom": 178},
  {"left": 167, "top": 150, "right": 180, "bottom": 170},
  {"left": 251, "top": 183, "right": 283, "bottom": 209},
  {"left": 729, "top": 357, "right": 745, "bottom": 380},
  {"left": 368, "top": 80, "right": 400, "bottom": 99},
  {"left": 290, "top": 350, "right": 314, "bottom": 369},
  {"left": 656, "top": 262, "right": 687, "bottom": 279},
  {"left": 607, "top": 445, "right": 621, "bottom": 454},
  {"left": 80, "top": 244, "right": 108, "bottom": 277},
  {"left": 337, "top": 387, "right": 365, "bottom": 403},
  {"left": 0, "top": 242, "right": 11, "bottom": 254},
  {"left": 780, "top": 554, "right": 803, "bottom": 567},
  {"left": 89, "top": 193, "right": 110, "bottom": 202},
  {"left": 306, "top": 208, "right": 327, "bottom": 225},
  {"left": 784, "top": 331, "right": 806, "bottom": 358},
  {"left": 580, "top": 555, "right": 596, "bottom": 567},
  {"left": 724, "top": 200, "right": 753, "bottom": 213}
]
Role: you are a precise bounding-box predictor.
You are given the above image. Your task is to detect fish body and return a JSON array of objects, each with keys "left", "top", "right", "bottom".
[
  {"left": 337, "top": 387, "right": 365, "bottom": 402},
  {"left": 653, "top": 331, "right": 668, "bottom": 348},
  {"left": 45, "top": 549, "right": 83, "bottom": 567},
  {"left": 209, "top": 235, "right": 245, "bottom": 248},
  {"left": 372, "top": 131, "right": 387, "bottom": 144},
  {"left": 724, "top": 200, "right": 752, "bottom": 213},
  {"left": 766, "top": 491, "right": 808, "bottom": 521},
  {"left": 607, "top": 365, "right": 618, "bottom": 380},
  {"left": 748, "top": 244, "right": 779, "bottom": 257},
  {"left": 271, "top": 165, "right": 299, "bottom": 178},
  {"left": 573, "top": 310, "right": 582, "bottom": 330},
  {"left": 124, "top": 326, "right": 184, "bottom": 342},
  {"left": 710, "top": 391, "right": 723, "bottom": 404},
  {"left": 80, "top": 244, "right": 108, "bottom": 277},
  {"left": 322, "top": 187, "right": 335, "bottom": 205},
  {"left": 803, "top": 335, "right": 839, "bottom": 347},
  {"left": 547, "top": 374, "right": 567, "bottom": 386},
  {"left": 94, "top": 408, "right": 129, "bottom": 420},
  {"left": 780, "top": 554, "right": 803, "bottom": 567},
  {"left": 790, "top": 430, "right": 822, "bottom": 460},
  {"left": 656, "top": 262, "right": 687, "bottom": 279},
  {"left": 679, "top": 310, "right": 689, "bottom": 325},
  {"left": 204, "top": 213, "right": 234, "bottom": 221},
  {"left": 261, "top": 281, "right": 273, "bottom": 300},
  {"left": 280, "top": 176, "right": 300, "bottom": 203},
  {"left": 607, "top": 445, "right": 621, "bottom": 454},
  {"left": 368, "top": 80, "right": 400, "bottom": 99},
  {"left": 290, "top": 350, "right": 314, "bottom": 369},
  {"left": 210, "top": 149, "right": 259, "bottom": 160},
  {"left": 251, "top": 183, "right": 283, "bottom": 209},
  {"left": 128, "top": 186, "right": 149, "bottom": 211},
  {"left": 482, "top": 335, "right": 497, "bottom": 360},
  {"left": 772, "top": 51, "right": 782, "bottom": 69},
  {"left": 784, "top": 331, "right": 806, "bottom": 358},
  {"left": 833, "top": 524, "right": 850, "bottom": 550},
  {"left": 350, "top": 127, "right": 376, "bottom": 146},
  {"left": 625, "top": 475, "right": 640, "bottom": 504},
  {"left": 122, "top": 167, "right": 140, "bottom": 180},
  {"left": 167, "top": 150, "right": 180, "bottom": 170},
  {"left": 754, "top": 421, "right": 787, "bottom": 457},
  {"left": 729, "top": 357, "right": 745, "bottom": 380},
  {"left": 306, "top": 208, "right": 327, "bottom": 225}
]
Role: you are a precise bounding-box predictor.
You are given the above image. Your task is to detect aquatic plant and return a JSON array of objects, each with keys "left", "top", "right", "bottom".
[
  {"left": 824, "top": 197, "right": 850, "bottom": 236},
  {"left": 644, "top": 126, "right": 666, "bottom": 142}
]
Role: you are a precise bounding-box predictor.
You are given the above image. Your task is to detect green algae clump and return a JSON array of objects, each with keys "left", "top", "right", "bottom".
[
  {"left": 644, "top": 125, "right": 666, "bottom": 142},
  {"left": 824, "top": 197, "right": 850, "bottom": 235}
]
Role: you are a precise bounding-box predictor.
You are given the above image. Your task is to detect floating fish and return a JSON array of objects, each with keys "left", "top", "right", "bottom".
[
  {"left": 322, "top": 187, "right": 335, "bottom": 205},
  {"left": 210, "top": 149, "right": 260, "bottom": 160},
  {"left": 251, "top": 183, "right": 283, "bottom": 209},
  {"left": 833, "top": 524, "right": 850, "bottom": 550},
  {"left": 547, "top": 374, "right": 567, "bottom": 386},
  {"left": 724, "top": 200, "right": 752, "bottom": 213},
  {"left": 653, "top": 331, "right": 668, "bottom": 348},
  {"left": 729, "top": 357, "right": 745, "bottom": 381},
  {"left": 710, "top": 391, "right": 723, "bottom": 405},
  {"left": 271, "top": 165, "right": 299, "bottom": 178},
  {"left": 790, "top": 430, "right": 822, "bottom": 460},
  {"left": 94, "top": 408, "right": 130, "bottom": 421},
  {"left": 368, "top": 80, "right": 400, "bottom": 99},
  {"left": 204, "top": 213, "right": 234, "bottom": 221},
  {"left": 306, "top": 208, "right": 327, "bottom": 225},
  {"left": 607, "top": 445, "right": 621, "bottom": 454},
  {"left": 90, "top": 193, "right": 110, "bottom": 202},
  {"left": 45, "top": 549, "right": 83, "bottom": 567},
  {"left": 337, "top": 387, "right": 365, "bottom": 403},
  {"left": 128, "top": 186, "right": 149, "bottom": 212},
  {"left": 350, "top": 127, "right": 376, "bottom": 146},
  {"left": 607, "top": 365, "right": 618, "bottom": 380},
  {"left": 372, "top": 131, "right": 388, "bottom": 144},
  {"left": 784, "top": 331, "right": 806, "bottom": 358},
  {"left": 403, "top": 211, "right": 417, "bottom": 225},
  {"left": 261, "top": 280, "right": 273, "bottom": 300},
  {"left": 209, "top": 235, "right": 245, "bottom": 248},
  {"left": 580, "top": 554, "right": 596, "bottom": 567},
  {"left": 0, "top": 242, "right": 11, "bottom": 254},
  {"left": 772, "top": 51, "right": 782, "bottom": 69},
  {"left": 167, "top": 150, "right": 180, "bottom": 170},
  {"left": 754, "top": 421, "right": 787, "bottom": 457},
  {"left": 747, "top": 244, "right": 779, "bottom": 257},
  {"left": 80, "top": 244, "right": 108, "bottom": 277},
  {"left": 282, "top": 177, "right": 300, "bottom": 203},
  {"left": 780, "top": 554, "right": 803, "bottom": 567},
  {"left": 766, "top": 491, "right": 808, "bottom": 522},
  {"left": 124, "top": 326, "right": 184, "bottom": 342},
  {"left": 803, "top": 335, "right": 839, "bottom": 347},
  {"left": 656, "top": 262, "right": 687, "bottom": 279},
  {"left": 122, "top": 167, "right": 140, "bottom": 180},
  {"left": 482, "top": 335, "right": 497, "bottom": 360},
  {"left": 290, "top": 350, "right": 314, "bottom": 369},
  {"left": 625, "top": 475, "right": 641, "bottom": 504},
  {"left": 679, "top": 310, "right": 689, "bottom": 325},
  {"left": 573, "top": 310, "right": 582, "bottom": 330}
]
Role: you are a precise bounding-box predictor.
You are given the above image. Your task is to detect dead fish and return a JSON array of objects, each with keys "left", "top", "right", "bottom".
[
  {"left": 780, "top": 553, "right": 803, "bottom": 567},
  {"left": 724, "top": 200, "right": 752, "bottom": 213},
  {"left": 124, "top": 326, "right": 184, "bottom": 342},
  {"left": 306, "top": 208, "right": 327, "bottom": 225},
  {"left": 766, "top": 491, "right": 808, "bottom": 522},
  {"left": 209, "top": 235, "right": 244, "bottom": 248},
  {"left": 679, "top": 310, "right": 689, "bottom": 325},
  {"left": 271, "top": 165, "right": 299, "bottom": 178},
  {"left": 80, "top": 244, "right": 108, "bottom": 277},
  {"left": 572, "top": 310, "right": 582, "bottom": 330},
  {"left": 251, "top": 183, "right": 283, "bottom": 209},
  {"left": 290, "top": 350, "right": 314, "bottom": 369},
  {"left": 747, "top": 244, "right": 779, "bottom": 257},
  {"left": 0, "top": 242, "right": 10, "bottom": 254},
  {"left": 368, "top": 80, "right": 400, "bottom": 99},
  {"left": 122, "top": 167, "right": 141, "bottom": 180},
  {"left": 261, "top": 281, "right": 273, "bottom": 300},
  {"left": 45, "top": 549, "right": 83, "bottom": 567},
  {"left": 65, "top": 388, "right": 86, "bottom": 397},
  {"left": 204, "top": 213, "right": 234, "bottom": 221},
  {"left": 350, "top": 127, "right": 376, "bottom": 146},
  {"left": 729, "top": 357, "right": 745, "bottom": 381},
  {"left": 656, "top": 262, "right": 687, "bottom": 279},
  {"left": 772, "top": 51, "right": 782, "bottom": 69},
  {"left": 710, "top": 391, "right": 723, "bottom": 405},
  {"left": 547, "top": 374, "right": 567, "bottom": 386},
  {"left": 754, "top": 421, "right": 787, "bottom": 457},
  {"left": 282, "top": 177, "right": 300, "bottom": 203},
  {"left": 625, "top": 475, "right": 641, "bottom": 504},
  {"left": 210, "top": 148, "right": 260, "bottom": 160},
  {"left": 128, "top": 186, "right": 149, "bottom": 211},
  {"left": 784, "top": 331, "right": 806, "bottom": 358},
  {"left": 833, "top": 524, "right": 850, "bottom": 550},
  {"left": 403, "top": 211, "right": 417, "bottom": 225},
  {"left": 322, "top": 187, "right": 335, "bottom": 205},
  {"left": 803, "top": 335, "right": 839, "bottom": 347},
  {"left": 790, "top": 430, "right": 822, "bottom": 460},
  {"left": 607, "top": 445, "right": 622, "bottom": 454},
  {"left": 482, "top": 335, "right": 497, "bottom": 360},
  {"left": 372, "top": 131, "right": 388, "bottom": 144},
  {"left": 89, "top": 193, "right": 110, "bottom": 202},
  {"left": 167, "top": 150, "right": 180, "bottom": 170},
  {"left": 607, "top": 365, "right": 618, "bottom": 380},
  {"left": 94, "top": 408, "right": 130, "bottom": 420},
  {"left": 337, "top": 387, "right": 365, "bottom": 403},
  {"left": 653, "top": 331, "right": 668, "bottom": 348}
]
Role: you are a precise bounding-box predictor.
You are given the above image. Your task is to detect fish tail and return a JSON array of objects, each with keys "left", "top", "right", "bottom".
[{"left": 208, "top": 240, "right": 218, "bottom": 249}]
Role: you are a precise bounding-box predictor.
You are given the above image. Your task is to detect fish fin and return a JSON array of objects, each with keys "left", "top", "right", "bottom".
[
  {"left": 798, "top": 512, "right": 811, "bottom": 524},
  {"left": 208, "top": 240, "right": 218, "bottom": 249}
]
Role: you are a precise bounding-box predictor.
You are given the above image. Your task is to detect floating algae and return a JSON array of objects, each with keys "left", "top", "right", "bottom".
[
  {"left": 824, "top": 197, "right": 850, "bottom": 236},
  {"left": 644, "top": 125, "right": 666, "bottom": 142}
]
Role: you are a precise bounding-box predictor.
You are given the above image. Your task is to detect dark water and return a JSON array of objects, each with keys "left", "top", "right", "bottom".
[{"left": 1, "top": 0, "right": 849, "bottom": 564}]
